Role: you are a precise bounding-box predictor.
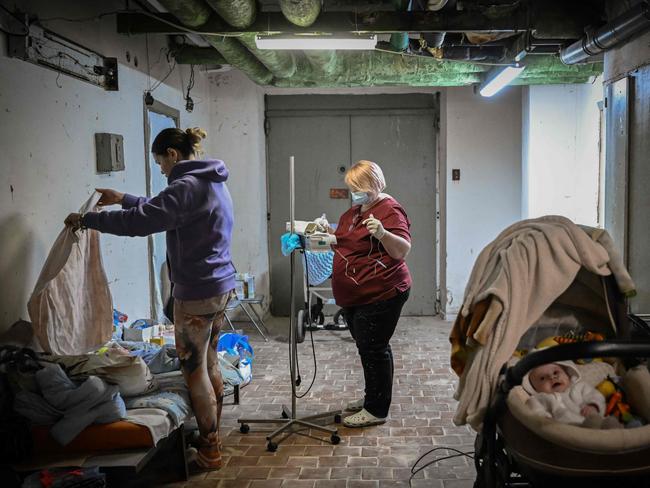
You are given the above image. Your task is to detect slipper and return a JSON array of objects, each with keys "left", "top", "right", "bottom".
[
  {"left": 186, "top": 447, "right": 223, "bottom": 472},
  {"left": 343, "top": 408, "right": 386, "bottom": 428},
  {"left": 345, "top": 399, "right": 364, "bottom": 412},
  {"left": 187, "top": 430, "right": 223, "bottom": 451}
]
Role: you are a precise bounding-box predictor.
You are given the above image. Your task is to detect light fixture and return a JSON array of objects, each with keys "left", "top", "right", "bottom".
[
  {"left": 255, "top": 34, "right": 377, "bottom": 51},
  {"left": 479, "top": 64, "right": 526, "bottom": 97}
]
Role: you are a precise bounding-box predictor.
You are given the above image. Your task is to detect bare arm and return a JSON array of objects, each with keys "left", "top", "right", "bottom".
[{"left": 364, "top": 214, "right": 411, "bottom": 260}]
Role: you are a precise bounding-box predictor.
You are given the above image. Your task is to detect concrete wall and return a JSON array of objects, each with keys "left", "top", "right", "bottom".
[
  {"left": 0, "top": 0, "right": 211, "bottom": 331},
  {"left": 521, "top": 80, "right": 603, "bottom": 226},
  {"left": 442, "top": 86, "right": 522, "bottom": 316}
]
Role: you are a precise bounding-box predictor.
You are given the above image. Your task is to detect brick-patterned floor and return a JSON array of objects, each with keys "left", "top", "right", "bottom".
[{"left": 169, "top": 316, "right": 476, "bottom": 488}]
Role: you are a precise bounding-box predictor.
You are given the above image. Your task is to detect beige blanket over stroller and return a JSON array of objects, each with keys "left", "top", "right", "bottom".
[{"left": 451, "top": 215, "right": 635, "bottom": 430}]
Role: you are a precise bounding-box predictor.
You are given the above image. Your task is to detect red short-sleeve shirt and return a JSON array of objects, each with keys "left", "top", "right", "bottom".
[{"left": 332, "top": 197, "right": 412, "bottom": 307}]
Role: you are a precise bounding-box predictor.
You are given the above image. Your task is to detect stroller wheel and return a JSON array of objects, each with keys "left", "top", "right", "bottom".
[{"left": 296, "top": 309, "right": 306, "bottom": 344}]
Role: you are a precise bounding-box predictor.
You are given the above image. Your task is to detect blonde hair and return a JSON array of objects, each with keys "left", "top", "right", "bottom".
[
  {"left": 345, "top": 160, "right": 386, "bottom": 193},
  {"left": 151, "top": 127, "right": 207, "bottom": 157}
]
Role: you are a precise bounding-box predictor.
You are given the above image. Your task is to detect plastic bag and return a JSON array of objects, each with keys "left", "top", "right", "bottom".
[
  {"left": 218, "top": 333, "right": 254, "bottom": 383},
  {"left": 281, "top": 232, "right": 302, "bottom": 256},
  {"left": 217, "top": 333, "right": 254, "bottom": 362}
]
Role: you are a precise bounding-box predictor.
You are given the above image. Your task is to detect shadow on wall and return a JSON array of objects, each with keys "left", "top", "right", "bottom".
[{"left": 0, "top": 214, "right": 43, "bottom": 334}]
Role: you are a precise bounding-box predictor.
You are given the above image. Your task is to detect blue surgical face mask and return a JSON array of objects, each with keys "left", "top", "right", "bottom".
[{"left": 351, "top": 191, "right": 370, "bottom": 205}]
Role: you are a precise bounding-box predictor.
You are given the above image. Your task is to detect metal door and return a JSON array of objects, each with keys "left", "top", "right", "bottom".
[
  {"left": 350, "top": 114, "right": 437, "bottom": 315},
  {"left": 266, "top": 95, "right": 438, "bottom": 316},
  {"left": 266, "top": 115, "right": 351, "bottom": 316}
]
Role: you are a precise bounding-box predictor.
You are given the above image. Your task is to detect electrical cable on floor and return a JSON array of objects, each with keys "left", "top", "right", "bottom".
[
  {"left": 291, "top": 249, "right": 318, "bottom": 399},
  {"left": 409, "top": 447, "right": 474, "bottom": 486}
]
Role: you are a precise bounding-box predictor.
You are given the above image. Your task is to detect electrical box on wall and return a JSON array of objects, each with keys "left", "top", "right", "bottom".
[{"left": 95, "top": 133, "right": 124, "bottom": 173}]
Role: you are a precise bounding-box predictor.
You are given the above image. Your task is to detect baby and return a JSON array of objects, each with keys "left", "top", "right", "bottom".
[{"left": 523, "top": 361, "right": 620, "bottom": 428}]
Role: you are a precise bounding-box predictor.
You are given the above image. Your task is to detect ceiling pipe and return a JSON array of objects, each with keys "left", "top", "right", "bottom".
[
  {"left": 204, "top": 0, "right": 256, "bottom": 29},
  {"left": 279, "top": 0, "right": 321, "bottom": 28},
  {"left": 560, "top": 1, "right": 650, "bottom": 65},
  {"left": 158, "top": 0, "right": 273, "bottom": 84},
  {"left": 199, "top": 0, "right": 296, "bottom": 78}
]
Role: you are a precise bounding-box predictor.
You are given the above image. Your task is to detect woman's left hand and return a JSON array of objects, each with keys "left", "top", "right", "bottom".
[
  {"left": 362, "top": 214, "right": 386, "bottom": 240},
  {"left": 64, "top": 213, "right": 83, "bottom": 230}
]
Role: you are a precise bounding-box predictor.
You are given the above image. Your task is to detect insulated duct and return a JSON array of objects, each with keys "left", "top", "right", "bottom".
[
  {"left": 158, "top": 0, "right": 273, "bottom": 84},
  {"left": 204, "top": 0, "right": 256, "bottom": 29},
  {"left": 560, "top": 1, "right": 650, "bottom": 65},
  {"left": 279, "top": 0, "right": 321, "bottom": 27},
  {"left": 238, "top": 33, "right": 297, "bottom": 78}
]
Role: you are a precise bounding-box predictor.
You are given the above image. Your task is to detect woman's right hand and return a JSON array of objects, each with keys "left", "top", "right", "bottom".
[{"left": 96, "top": 188, "right": 124, "bottom": 206}]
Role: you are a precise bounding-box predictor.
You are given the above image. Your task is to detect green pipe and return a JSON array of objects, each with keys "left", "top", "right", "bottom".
[
  {"left": 205, "top": 36, "right": 273, "bottom": 84},
  {"left": 279, "top": 0, "right": 321, "bottom": 27},
  {"left": 239, "top": 33, "right": 297, "bottom": 78},
  {"left": 158, "top": 0, "right": 212, "bottom": 27},
  {"left": 204, "top": 0, "right": 256, "bottom": 29}
]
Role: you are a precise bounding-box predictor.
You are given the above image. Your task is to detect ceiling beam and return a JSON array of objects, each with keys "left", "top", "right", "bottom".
[
  {"left": 174, "top": 46, "right": 227, "bottom": 64},
  {"left": 117, "top": 9, "right": 533, "bottom": 35}
]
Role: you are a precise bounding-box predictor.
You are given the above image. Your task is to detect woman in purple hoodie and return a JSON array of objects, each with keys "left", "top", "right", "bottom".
[{"left": 65, "top": 127, "right": 235, "bottom": 470}]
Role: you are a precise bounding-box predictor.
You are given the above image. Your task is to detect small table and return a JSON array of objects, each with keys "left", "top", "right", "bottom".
[{"left": 225, "top": 295, "right": 270, "bottom": 341}]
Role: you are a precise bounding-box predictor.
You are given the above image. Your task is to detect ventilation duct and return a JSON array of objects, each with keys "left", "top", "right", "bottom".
[
  {"left": 204, "top": 0, "right": 256, "bottom": 28},
  {"left": 158, "top": 0, "right": 273, "bottom": 84},
  {"left": 279, "top": 0, "right": 321, "bottom": 27},
  {"left": 560, "top": 1, "right": 650, "bottom": 65}
]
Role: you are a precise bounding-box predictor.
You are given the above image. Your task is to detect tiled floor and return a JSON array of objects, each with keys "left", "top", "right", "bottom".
[{"left": 170, "top": 316, "right": 475, "bottom": 488}]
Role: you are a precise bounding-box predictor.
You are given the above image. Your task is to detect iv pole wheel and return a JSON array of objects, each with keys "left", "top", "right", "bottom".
[
  {"left": 267, "top": 441, "right": 278, "bottom": 452},
  {"left": 330, "top": 434, "right": 341, "bottom": 445},
  {"left": 296, "top": 309, "right": 306, "bottom": 344},
  {"left": 239, "top": 424, "right": 250, "bottom": 434}
]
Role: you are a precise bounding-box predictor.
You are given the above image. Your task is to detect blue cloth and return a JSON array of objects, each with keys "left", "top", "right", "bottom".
[
  {"left": 14, "top": 364, "right": 126, "bottom": 446},
  {"left": 83, "top": 158, "right": 236, "bottom": 300},
  {"left": 281, "top": 232, "right": 302, "bottom": 256},
  {"left": 125, "top": 391, "right": 189, "bottom": 426},
  {"left": 117, "top": 340, "right": 161, "bottom": 364},
  {"left": 304, "top": 250, "right": 334, "bottom": 286}
]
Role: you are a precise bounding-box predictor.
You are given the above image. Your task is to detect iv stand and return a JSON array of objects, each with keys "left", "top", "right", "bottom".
[{"left": 237, "top": 156, "right": 341, "bottom": 451}]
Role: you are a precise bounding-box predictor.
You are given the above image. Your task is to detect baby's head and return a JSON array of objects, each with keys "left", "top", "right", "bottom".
[{"left": 528, "top": 363, "right": 572, "bottom": 394}]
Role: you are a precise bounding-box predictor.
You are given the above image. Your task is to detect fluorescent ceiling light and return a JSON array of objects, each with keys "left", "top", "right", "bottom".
[
  {"left": 255, "top": 34, "right": 377, "bottom": 51},
  {"left": 479, "top": 65, "right": 526, "bottom": 97}
]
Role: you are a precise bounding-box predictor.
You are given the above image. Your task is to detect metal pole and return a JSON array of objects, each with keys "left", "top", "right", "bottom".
[{"left": 289, "top": 156, "right": 297, "bottom": 419}]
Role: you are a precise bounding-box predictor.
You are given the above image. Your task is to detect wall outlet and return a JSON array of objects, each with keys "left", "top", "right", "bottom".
[{"left": 452, "top": 169, "right": 461, "bottom": 181}]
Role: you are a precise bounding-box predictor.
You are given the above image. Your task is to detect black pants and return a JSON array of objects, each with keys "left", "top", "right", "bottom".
[{"left": 342, "top": 289, "right": 410, "bottom": 418}]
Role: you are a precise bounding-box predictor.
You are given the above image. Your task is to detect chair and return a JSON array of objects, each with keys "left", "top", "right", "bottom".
[{"left": 224, "top": 295, "right": 270, "bottom": 341}]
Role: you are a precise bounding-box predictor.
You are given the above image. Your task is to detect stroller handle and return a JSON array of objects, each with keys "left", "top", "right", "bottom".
[{"left": 503, "top": 341, "right": 650, "bottom": 393}]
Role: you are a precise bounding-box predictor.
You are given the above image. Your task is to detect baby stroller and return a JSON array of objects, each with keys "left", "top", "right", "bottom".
[
  {"left": 295, "top": 240, "right": 348, "bottom": 344},
  {"left": 450, "top": 216, "right": 650, "bottom": 488}
]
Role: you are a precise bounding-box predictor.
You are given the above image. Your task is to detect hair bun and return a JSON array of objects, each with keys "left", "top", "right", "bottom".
[{"left": 185, "top": 127, "right": 207, "bottom": 155}]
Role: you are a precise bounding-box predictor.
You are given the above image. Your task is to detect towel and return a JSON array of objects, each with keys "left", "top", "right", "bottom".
[{"left": 451, "top": 215, "right": 635, "bottom": 430}]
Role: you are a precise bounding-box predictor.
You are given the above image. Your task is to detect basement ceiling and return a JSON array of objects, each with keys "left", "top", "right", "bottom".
[{"left": 115, "top": 0, "right": 624, "bottom": 88}]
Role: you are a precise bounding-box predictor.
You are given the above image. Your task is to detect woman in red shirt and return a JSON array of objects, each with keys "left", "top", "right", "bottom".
[{"left": 328, "top": 160, "right": 412, "bottom": 427}]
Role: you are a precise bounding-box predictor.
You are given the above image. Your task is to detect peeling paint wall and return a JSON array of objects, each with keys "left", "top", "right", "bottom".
[
  {"left": 0, "top": 0, "right": 211, "bottom": 332},
  {"left": 205, "top": 71, "right": 270, "bottom": 304},
  {"left": 522, "top": 79, "right": 603, "bottom": 226},
  {"left": 442, "top": 86, "right": 523, "bottom": 318}
]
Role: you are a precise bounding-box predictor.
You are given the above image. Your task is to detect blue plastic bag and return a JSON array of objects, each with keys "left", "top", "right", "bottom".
[
  {"left": 218, "top": 333, "right": 254, "bottom": 362},
  {"left": 281, "top": 232, "right": 302, "bottom": 256}
]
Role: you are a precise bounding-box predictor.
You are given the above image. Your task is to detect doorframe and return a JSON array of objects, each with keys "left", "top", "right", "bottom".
[
  {"left": 142, "top": 97, "right": 180, "bottom": 320},
  {"left": 263, "top": 93, "right": 442, "bottom": 317}
]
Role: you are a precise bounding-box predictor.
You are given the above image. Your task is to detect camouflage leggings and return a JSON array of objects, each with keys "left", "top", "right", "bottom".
[{"left": 174, "top": 291, "right": 233, "bottom": 468}]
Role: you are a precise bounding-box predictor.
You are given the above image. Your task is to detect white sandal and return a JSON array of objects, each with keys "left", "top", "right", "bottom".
[
  {"left": 345, "top": 399, "right": 364, "bottom": 412},
  {"left": 343, "top": 408, "right": 386, "bottom": 428}
]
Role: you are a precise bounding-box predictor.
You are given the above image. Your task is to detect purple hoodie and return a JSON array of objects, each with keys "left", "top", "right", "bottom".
[{"left": 83, "top": 159, "right": 236, "bottom": 300}]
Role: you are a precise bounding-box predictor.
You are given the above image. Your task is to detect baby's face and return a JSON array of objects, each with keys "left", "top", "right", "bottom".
[{"left": 529, "top": 364, "right": 571, "bottom": 393}]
